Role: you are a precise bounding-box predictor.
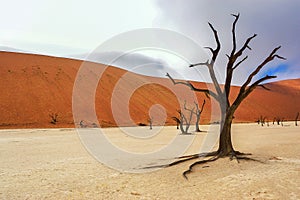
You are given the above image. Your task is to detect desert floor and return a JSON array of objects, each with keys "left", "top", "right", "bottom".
[{"left": 0, "top": 123, "right": 299, "bottom": 199}]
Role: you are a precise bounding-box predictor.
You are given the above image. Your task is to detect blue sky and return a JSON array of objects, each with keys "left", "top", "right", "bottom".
[{"left": 0, "top": 0, "right": 299, "bottom": 84}]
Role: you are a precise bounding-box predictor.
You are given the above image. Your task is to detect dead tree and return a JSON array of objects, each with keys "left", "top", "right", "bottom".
[
  {"left": 165, "top": 13, "right": 285, "bottom": 178},
  {"left": 260, "top": 116, "right": 268, "bottom": 127},
  {"left": 79, "top": 120, "right": 87, "bottom": 128},
  {"left": 194, "top": 100, "right": 206, "bottom": 132},
  {"left": 281, "top": 118, "right": 284, "bottom": 127},
  {"left": 49, "top": 113, "right": 58, "bottom": 124},
  {"left": 148, "top": 117, "right": 153, "bottom": 130},
  {"left": 295, "top": 112, "right": 299, "bottom": 126},
  {"left": 172, "top": 107, "right": 194, "bottom": 134},
  {"left": 184, "top": 100, "right": 206, "bottom": 132},
  {"left": 276, "top": 117, "right": 281, "bottom": 125},
  {"left": 172, "top": 116, "right": 180, "bottom": 130},
  {"left": 257, "top": 118, "right": 260, "bottom": 125}
]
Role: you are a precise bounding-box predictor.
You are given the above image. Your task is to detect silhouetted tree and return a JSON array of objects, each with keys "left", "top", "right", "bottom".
[
  {"left": 260, "top": 116, "right": 269, "bottom": 127},
  {"left": 166, "top": 13, "right": 285, "bottom": 178},
  {"left": 148, "top": 117, "right": 153, "bottom": 130},
  {"left": 172, "top": 116, "right": 180, "bottom": 130},
  {"left": 184, "top": 100, "right": 206, "bottom": 132},
  {"left": 49, "top": 113, "right": 58, "bottom": 124},
  {"left": 281, "top": 118, "right": 284, "bottom": 127},
  {"left": 194, "top": 100, "right": 206, "bottom": 132},
  {"left": 266, "top": 119, "right": 269, "bottom": 127},
  {"left": 172, "top": 106, "right": 194, "bottom": 134},
  {"left": 257, "top": 118, "right": 260, "bottom": 125}
]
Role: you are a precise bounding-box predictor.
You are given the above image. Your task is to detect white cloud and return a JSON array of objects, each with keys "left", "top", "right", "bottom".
[
  {"left": 154, "top": 0, "right": 300, "bottom": 84},
  {"left": 0, "top": 0, "right": 158, "bottom": 52}
]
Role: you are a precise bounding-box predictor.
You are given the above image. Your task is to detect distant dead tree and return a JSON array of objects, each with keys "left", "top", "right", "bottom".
[
  {"left": 172, "top": 116, "right": 180, "bottom": 130},
  {"left": 184, "top": 100, "right": 206, "bottom": 132},
  {"left": 165, "top": 13, "right": 285, "bottom": 178},
  {"left": 49, "top": 113, "right": 58, "bottom": 124},
  {"left": 256, "top": 118, "right": 260, "bottom": 125},
  {"left": 281, "top": 118, "right": 284, "bottom": 127},
  {"left": 258, "top": 116, "right": 266, "bottom": 127},
  {"left": 79, "top": 120, "right": 87, "bottom": 128},
  {"left": 172, "top": 106, "right": 195, "bottom": 134},
  {"left": 276, "top": 117, "right": 281, "bottom": 125},
  {"left": 259, "top": 116, "right": 262, "bottom": 126},
  {"left": 148, "top": 117, "right": 153, "bottom": 130},
  {"left": 295, "top": 112, "right": 299, "bottom": 126}
]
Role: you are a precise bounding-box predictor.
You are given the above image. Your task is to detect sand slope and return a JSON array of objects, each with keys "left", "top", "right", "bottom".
[{"left": 0, "top": 52, "right": 299, "bottom": 128}]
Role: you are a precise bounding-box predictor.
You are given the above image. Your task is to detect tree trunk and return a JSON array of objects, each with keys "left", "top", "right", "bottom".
[
  {"left": 195, "top": 114, "right": 201, "bottom": 132},
  {"left": 179, "top": 121, "right": 185, "bottom": 134},
  {"left": 217, "top": 110, "right": 235, "bottom": 156}
]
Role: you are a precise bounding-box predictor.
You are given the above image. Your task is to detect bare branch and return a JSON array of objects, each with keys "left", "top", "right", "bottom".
[
  {"left": 166, "top": 73, "right": 218, "bottom": 99},
  {"left": 230, "top": 47, "right": 284, "bottom": 113},
  {"left": 191, "top": 22, "right": 223, "bottom": 98},
  {"left": 189, "top": 60, "right": 210, "bottom": 68},
  {"left": 223, "top": 14, "right": 241, "bottom": 102},
  {"left": 184, "top": 100, "right": 196, "bottom": 114},
  {"left": 230, "top": 13, "right": 240, "bottom": 57},
  {"left": 231, "top": 13, "right": 239, "bottom": 18},
  {"left": 274, "top": 55, "right": 286, "bottom": 60},
  {"left": 245, "top": 75, "right": 276, "bottom": 96},
  {"left": 171, "top": 116, "right": 180, "bottom": 124},
  {"left": 232, "top": 75, "right": 276, "bottom": 111},
  {"left": 233, "top": 56, "right": 248, "bottom": 70},
  {"left": 240, "top": 46, "right": 282, "bottom": 93},
  {"left": 204, "top": 47, "right": 214, "bottom": 54},
  {"left": 207, "top": 22, "right": 221, "bottom": 63},
  {"left": 194, "top": 102, "right": 199, "bottom": 110},
  {"left": 199, "top": 99, "right": 206, "bottom": 113},
  {"left": 258, "top": 84, "right": 271, "bottom": 91},
  {"left": 234, "top": 34, "right": 257, "bottom": 59}
]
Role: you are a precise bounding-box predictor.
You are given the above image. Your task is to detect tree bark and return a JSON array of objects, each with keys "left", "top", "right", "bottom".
[
  {"left": 217, "top": 109, "right": 235, "bottom": 156},
  {"left": 195, "top": 115, "right": 201, "bottom": 132}
]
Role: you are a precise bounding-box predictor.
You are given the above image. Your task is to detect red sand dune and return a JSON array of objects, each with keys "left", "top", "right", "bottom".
[{"left": 0, "top": 52, "right": 299, "bottom": 128}]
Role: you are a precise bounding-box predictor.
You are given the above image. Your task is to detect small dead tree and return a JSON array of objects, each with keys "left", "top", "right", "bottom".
[
  {"left": 172, "top": 116, "right": 180, "bottom": 130},
  {"left": 194, "top": 100, "right": 206, "bottom": 132},
  {"left": 257, "top": 118, "right": 260, "bottom": 125},
  {"left": 295, "top": 112, "right": 299, "bottom": 126},
  {"left": 79, "top": 120, "right": 87, "bottom": 128},
  {"left": 281, "top": 118, "right": 284, "bottom": 127},
  {"left": 260, "top": 116, "right": 268, "bottom": 127},
  {"left": 276, "top": 117, "right": 281, "bottom": 125},
  {"left": 49, "top": 113, "right": 58, "bottom": 124},
  {"left": 148, "top": 117, "right": 153, "bottom": 130},
  {"left": 184, "top": 100, "right": 206, "bottom": 132},
  {"left": 172, "top": 107, "right": 195, "bottom": 134},
  {"left": 165, "top": 13, "right": 285, "bottom": 179}
]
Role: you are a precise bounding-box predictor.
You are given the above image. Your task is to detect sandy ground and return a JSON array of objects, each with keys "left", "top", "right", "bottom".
[{"left": 0, "top": 123, "right": 299, "bottom": 199}]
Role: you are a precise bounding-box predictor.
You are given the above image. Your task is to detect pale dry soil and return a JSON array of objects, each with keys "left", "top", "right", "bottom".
[{"left": 0, "top": 123, "right": 299, "bottom": 199}]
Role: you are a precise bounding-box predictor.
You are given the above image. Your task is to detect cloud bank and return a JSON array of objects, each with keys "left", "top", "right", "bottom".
[{"left": 154, "top": 0, "right": 300, "bottom": 84}]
